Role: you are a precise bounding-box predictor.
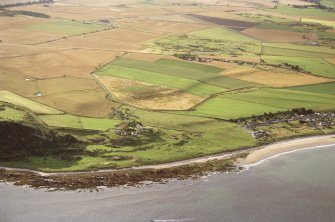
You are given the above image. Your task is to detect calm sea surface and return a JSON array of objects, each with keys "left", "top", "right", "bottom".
[{"left": 1, "top": 144, "right": 335, "bottom": 222}]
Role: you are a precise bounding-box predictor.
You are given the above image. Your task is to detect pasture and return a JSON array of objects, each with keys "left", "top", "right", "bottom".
[
  {"left": 262, "top": 56, "right": 335, "bottom": 78},
  {"left": 192, "top": 88, "right": 335, "bottom": 119},
  {"left": 97, "top": 75, "right": 202, "bottom": 110},
  {"left": 190, "top": 27, "right": 259, "bottom": 42},
  {"left": 97, "top": 62, "right": 225, "bottom": 97},
  {"left": 39, "top": 114, "right": 122, "bottom": 131},
  {"left": 288, "top": 82, "right": 335, "bottom": 96}
]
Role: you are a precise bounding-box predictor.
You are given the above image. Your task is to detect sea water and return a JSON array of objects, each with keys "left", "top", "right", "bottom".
[{"left": 1, "top": 144, "right": 335, "bottom": 222}]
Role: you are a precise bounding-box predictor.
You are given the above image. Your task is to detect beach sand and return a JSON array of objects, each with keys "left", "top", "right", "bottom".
[{"left": 238, "top": 134, "right": 335, "bottom": 165}]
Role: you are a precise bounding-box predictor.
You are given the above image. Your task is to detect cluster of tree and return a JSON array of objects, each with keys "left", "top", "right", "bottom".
[
  {"left": 0, "top": 121, "right": 85, "bottom": 161},
  {"left": 0, "top": 9, "right": 50, "bottom": 18}
]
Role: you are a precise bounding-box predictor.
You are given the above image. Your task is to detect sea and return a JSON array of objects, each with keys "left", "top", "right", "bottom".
[{"left": 1, "top": 144, "right": 335, "bottom": 222}]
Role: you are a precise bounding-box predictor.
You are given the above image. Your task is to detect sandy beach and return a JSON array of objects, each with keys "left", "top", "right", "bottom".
[{"left": 238, "top": 134, "right": 335, "bottom": 165}]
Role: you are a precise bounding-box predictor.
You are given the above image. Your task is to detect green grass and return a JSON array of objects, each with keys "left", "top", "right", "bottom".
[
  {"left": 111, "top": 58, "right": 261, "bottom": 89},
  {"left": 0, "top": 91, "right": 62, "bottom": 114},
  {"left": 155, "top": 58, "right": 224, "bottom": 73},
  {"left": 80, "top": 117, "right": 121, "bottom": 131},
  {"left": 135, "top": 109, "right": 236, "bottom": 131},
  {"left": 321, "top": 0, "right": 335, "bottom": 8},
  {"left": 262, "top": 55, "right": 335, "bottom": 78},
  {"left": 190, "top": 27, "right": 259, "bottom": 43},
  {"left": 262, "top": 46, "right": 333, "bottom": 58},
  {"left": 192, "top": 97, "right": 286, "bottom": 119},
  {"left": 267, "top": 5, "right": 335, "bottom": 18},
  {"left": 288, "top": 82, "right": 335, "bottom": 95},
  {"left": 223, "top": 88, "right": 335, "bottom": 110},
  {"left": 39, "top": 114, "right": 82, "bottom": 129},
  {"left": 39, "top": 114, "right": 122, "bottom": 131},
  {"left": 318, "top": 31, "right": 335, "bottom": 40},
  {"left": 302, "top": 18, "right": 335, "bottom": 28},
  {"left": 263, "top": 43, "right": 335, "bottom": 55},
  {"left": 191, "top": 88, "right": 335, "bottom": 119},
  {"left": 0, "top": 106, "right": 26, "bottom": 121},
  {"left": 25, "top": 20, "right": 109, "bottom": 35},
  {"left": 98, "top": 64, "right": 225, "bottom": 97},
  {"left": 0, "top": 124, "right": 257, "bottom": 171}
]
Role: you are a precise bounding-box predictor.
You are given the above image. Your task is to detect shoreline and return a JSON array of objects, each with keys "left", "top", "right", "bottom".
[
  {"left": 1, "top": 134, "right": 335, "bottom": 176},
  {"left": 0, "top": 134, "right": 335, "bottom": 190}
]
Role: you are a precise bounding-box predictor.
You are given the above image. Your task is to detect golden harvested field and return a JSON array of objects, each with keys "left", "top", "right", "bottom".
[
  {"left": 33, "top": 89, "right": 117, "bottom": 117},
  {"left": 0, "top": 72, "right": 38, "bottom": 97},
  {"left": 0, "top": 29, "right": 63, "bottom": 45},
  {"left": 119, "top": 19, "right": 211, "bottom": 34},
  {"left": 42, "top": 28, "right": 161, "bottom": 50},
  {"left": 223, "top": 67, "right": 333, "bottom": 87},
  {"left": 97, "top": 76, "right": 202, "bottom": 110},
  {"left": 0, "top": 49, "right": 122, "bottom": 78},
  {"left": 325, "top": 58, "right": 335, "bottom": 65},
  {"left": 242, "top": 28, "right": 318, "bottom": 42},
  {"left": 38, "top": 76, "right": 99, "bottom": 96},
  {"left": 0, "top": 43, "right": 57, "bottom": 59}
]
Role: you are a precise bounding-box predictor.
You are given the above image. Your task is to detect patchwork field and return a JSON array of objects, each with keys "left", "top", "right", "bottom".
[
  {"left": 191, "top": 88, "right": 335, "bottom": 119},
  {"left": 262, "top": 56, "right": 335, "bottom": 78},
  {"left": 222, "top": 66, "right": 333, "bottom": 87},
  {"left": 289, "top": 82, "right": 335, "bottom": 96},
  {"left": 42, "top": 28, "right": 161, "bottom": 50},
  {"left": 1, "top": 0, "right": 335, "bottom": 172},
  {"left": 191, "top": 27, "right": 259, "bottom": 42},
  {"left": 96, "top": 75, "right": 202, "bottom": 110}
]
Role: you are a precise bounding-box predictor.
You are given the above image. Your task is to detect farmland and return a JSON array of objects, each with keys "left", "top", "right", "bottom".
[{"left": 1, "top": 0, "right": 335, "bottom": 172}]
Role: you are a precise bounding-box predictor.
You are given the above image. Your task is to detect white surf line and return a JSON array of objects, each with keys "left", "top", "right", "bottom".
[{"left": 242, "top": 143, "right": 335, "bottom": 170}]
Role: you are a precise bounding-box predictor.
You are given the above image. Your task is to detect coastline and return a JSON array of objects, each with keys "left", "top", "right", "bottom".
[
  {"left": 0, "top": 134, "right": 335, "bottom": 190},
  {"left": 237, "top": 134, "right": 335, "bottom": 166}
]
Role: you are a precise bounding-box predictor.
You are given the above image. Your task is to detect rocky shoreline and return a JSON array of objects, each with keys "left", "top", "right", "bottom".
[{"left": 0, "top": 159, "right": 238, "bottom": 191}]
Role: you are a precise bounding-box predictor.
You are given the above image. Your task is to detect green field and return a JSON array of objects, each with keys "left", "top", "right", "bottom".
[
  {"left": 321, "top": 0, "right": 335, "bottom": 8},
  {"left": 267, "top": 5, "right": 335, "bottom": 18},
  {"left": 97, "top": 64, "right": 225, "bottom": 97},
  {"left": 0, "top": 106, "right": 26, "bottom": 121},
  {"left": 191, "top": 88, "right": 335, "bottom": 119},
  {"left": 288, "top": 82, "right": 335, "bottom": 95},
  {"left": 302, "top": 18, "right": 335, "bottom": 28},
  {"left": 39, "top": 114, "right": 121, "bottom": 131},
  {"left": 25, "top": 20, "right": 109, "bottom": 35},
  {"left": 263, "top": 43, "right": 335, "bottom": 55},
  {"left": 0, "top": 91, "right": 62, "bottom": 114},
  {"left": 111, "top": 58, "right": 261, "bottom": 89},
  {"left": 191, "top": 27, "right": 259, "bottom": 43},
  {"left": 262, "top": 55, "right": 335, "bottom": 78},
  {"left": 262, "top": 46, "right": 334, "bottom": 58}
]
